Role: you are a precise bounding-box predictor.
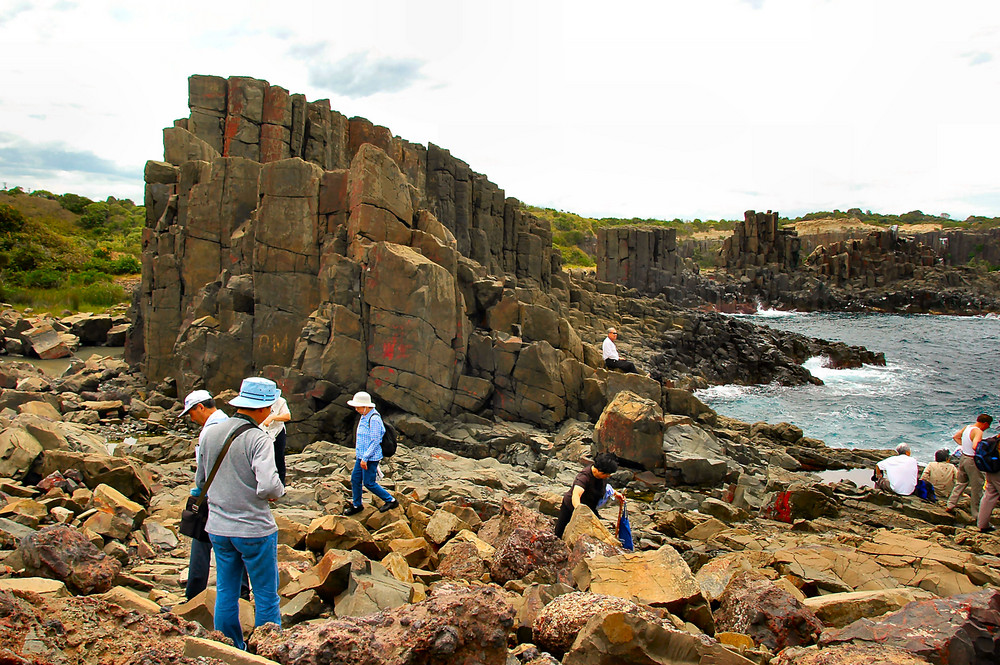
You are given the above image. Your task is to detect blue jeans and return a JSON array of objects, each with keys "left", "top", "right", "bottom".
[
  {"left": 351, "top": 459, "right": 394, "bottom": 507},
  {"left": 208, "top": 532, "right": 280, "bottom": 650},
  {"left": 186, "top": 538, "right": 250, "bottom": 601}
]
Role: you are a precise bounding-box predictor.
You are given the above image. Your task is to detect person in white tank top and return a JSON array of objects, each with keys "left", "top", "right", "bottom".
[{"left": 946, "top": 414, "right": 992, "bottom": 515}]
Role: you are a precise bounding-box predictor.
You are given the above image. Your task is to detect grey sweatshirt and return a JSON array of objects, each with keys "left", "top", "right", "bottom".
[{"left": 195, "top": 414, "right": 285, "bottom": 538}]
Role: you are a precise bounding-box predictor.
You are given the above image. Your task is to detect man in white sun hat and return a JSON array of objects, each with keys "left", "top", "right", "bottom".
[
  {"left": 343, "top": 391, "right": 398, "bottom": 516},
  {"left": 178, "top": 389, "right": 248, "bottom": 601},
  {"left": 195, "top": 377, "right": 285, "bottom": 650}
]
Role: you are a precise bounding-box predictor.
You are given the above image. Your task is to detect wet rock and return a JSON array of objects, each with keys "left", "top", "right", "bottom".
[
  {"left": 819, "top": 587, "right": 1000, "bottom": 665},
  {"left": 715, "top": 571, "right": 823, "bottom": 651},
  {"left": 251, "top": 582, "right": 514, "bottom": 664},
  {"left": 23, "top": 323, "right": 75, "bottom": 359},
  {"left": 18, "top": 524, "right": 122, "bottom": 594}
]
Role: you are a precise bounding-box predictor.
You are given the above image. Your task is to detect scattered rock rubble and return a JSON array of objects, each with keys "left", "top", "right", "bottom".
[{"left": 0, "top": 356, "right": 996, "bottom": 663}]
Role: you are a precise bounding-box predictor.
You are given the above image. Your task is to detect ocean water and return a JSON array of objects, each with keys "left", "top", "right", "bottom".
[{"left": 695, "top": 310, "right": 1000, "bottom": 464}]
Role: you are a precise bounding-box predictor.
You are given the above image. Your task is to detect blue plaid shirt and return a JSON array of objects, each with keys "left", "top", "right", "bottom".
[{"left": 355, "top": 410, "right": 385, "bottom": 462}]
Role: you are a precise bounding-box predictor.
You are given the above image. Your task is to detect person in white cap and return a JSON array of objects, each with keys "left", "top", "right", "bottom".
[
  {"left": 343, "top": 391, "right": 398, "bottom": 516},
  {"left": 178, "top": 389, "right": 247, "bottom": 600},
  {"left": 196, "top": 377, "right": 285, "bottom": 650}
]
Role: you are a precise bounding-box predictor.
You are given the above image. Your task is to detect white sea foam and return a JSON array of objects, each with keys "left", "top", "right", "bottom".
[
  {"left": 754, "top": 306, "right": 800, "bottom": 318},
  {"left": 802, "top": 356, "right": 900, "bottom": 396},
  {"left": 694, "top": 384, "right": 752, "bottom": 401}
]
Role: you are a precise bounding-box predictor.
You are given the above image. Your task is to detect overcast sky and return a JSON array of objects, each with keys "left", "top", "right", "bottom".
[{"left": 2, "top": 0, "right": 1000, "bottom": 221}]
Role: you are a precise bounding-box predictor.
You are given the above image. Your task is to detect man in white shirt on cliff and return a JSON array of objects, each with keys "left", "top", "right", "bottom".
[{"left": 602, "top": 327, "right": 638, "bottom": 374}]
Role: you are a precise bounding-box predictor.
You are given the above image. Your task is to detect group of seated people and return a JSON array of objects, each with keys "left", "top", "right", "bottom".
[{"left": 874, "top": 443, "right": 957, "bottom": 500}]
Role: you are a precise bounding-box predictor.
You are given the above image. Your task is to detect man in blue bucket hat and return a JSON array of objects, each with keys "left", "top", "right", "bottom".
[{"left": 195, "top": 377, "right": 285, "bottom": 650}]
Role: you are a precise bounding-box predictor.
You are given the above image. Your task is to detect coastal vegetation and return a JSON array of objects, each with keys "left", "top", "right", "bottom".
[
  {"left": 0, "top": 186, "right": 142, "bottom": 312},
  {"left": 532, "top": 203, "right": 1000, "bottom": 268}
]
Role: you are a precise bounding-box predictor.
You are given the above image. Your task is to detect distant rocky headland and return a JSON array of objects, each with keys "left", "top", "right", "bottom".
[{"left": 0, "top": 74, "right": 996, "bottom": 664}]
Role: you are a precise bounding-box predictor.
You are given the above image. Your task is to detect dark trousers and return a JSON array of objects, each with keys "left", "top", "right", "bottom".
[
  {"left": 273, "top": 429, "right": 287, "bottom": 484},
  {"left": 186, "top": 538, "right": 251, "bottom": 600},
  {"left": 554, "top": 502, "right": 575, "bottom": 538},
  {"left": 605, "top": 358, "right": 638, "bottom": 374}
]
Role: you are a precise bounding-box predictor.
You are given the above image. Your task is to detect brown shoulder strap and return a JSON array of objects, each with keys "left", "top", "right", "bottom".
[{"left": 195, "top": 422, "right": 257, "bottom": 508}]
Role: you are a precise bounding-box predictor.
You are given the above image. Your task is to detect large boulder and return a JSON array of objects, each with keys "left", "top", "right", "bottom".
[
  {"left": 333, "top": 560, "right": 415, "bottom": 618},
  {"left": 714, "top": 571, "right": 823, "bottom": 651},
  {"left": 0, "top": 428, "right": 43, "bottom": 480},
  {"left": 495, "top": 340, "right": 569, "bottom": 428},
  {"left": 661, "top": 422, "right": 730, "bottom": 485},
  {"left": 562, "top": 610, "right": 755, "bottom": 665},
  {"left": 490, "top": 526, "right": 571, "bottom": 585},
  {"left": 251, "top": 582, "right": 513, "bottom": 664},
  {"left": 803, "top": 588, "right": 934, "bottom": 629},
  {"left": 364, "top": 242, "right": 458, "bottom": 420},
  {"left": 573, "top": 545, "right": 704, "bottom": 610},
  {"left": 593, "top": 390, "right": 664, "bottom": 470},
  {"left": 533, "top": 592, "right": 680, "bottom": 656},
  {"left": 33, "top": 451, "right": 152, "bottom": 504},
  {"left": 819, "top": 588, "right": 1000, "bottom": 665},
  {"left": 18, "top": 524, "right": 122, "bottom": 594}
]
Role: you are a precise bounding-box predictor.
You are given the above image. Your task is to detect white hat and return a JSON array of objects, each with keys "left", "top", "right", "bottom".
[
  {"left": 179, "top": 389, "right": 212, "bottom": 418},
  {"left": 347, "top": 391, "right": 376, "bottom": 408},
  {"left": 229, "top": 377, "right": 279, "bottom": 409}
]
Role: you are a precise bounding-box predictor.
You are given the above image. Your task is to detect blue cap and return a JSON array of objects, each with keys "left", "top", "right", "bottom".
[{"left": 229, "top": 377, "right": 279, "bottom": 409}]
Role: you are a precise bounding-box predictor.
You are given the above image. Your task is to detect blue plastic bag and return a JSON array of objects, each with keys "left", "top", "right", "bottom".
[{"left": 616, "top": 499, "right": 634, "bottom": 551}]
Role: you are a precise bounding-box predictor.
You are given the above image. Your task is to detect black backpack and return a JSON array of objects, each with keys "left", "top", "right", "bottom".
[
  {"left": 974, "top": 435, "right": 1000, "bottom": 473},
  {"left": 380, "top": 421, "right": 398, "bottom": 458}
]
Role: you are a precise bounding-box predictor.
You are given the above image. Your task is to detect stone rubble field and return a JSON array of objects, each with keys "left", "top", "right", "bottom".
[{"left": 0, "top": 354, "right": 996, "bottom": 664}]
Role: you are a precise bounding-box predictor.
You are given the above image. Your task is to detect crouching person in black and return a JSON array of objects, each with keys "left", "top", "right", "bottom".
[{"left": 554, "top": 452, "right": 624, "bottom": 538}]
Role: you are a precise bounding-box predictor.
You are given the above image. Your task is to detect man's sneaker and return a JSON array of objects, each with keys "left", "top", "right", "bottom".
[
  {"left": 379, "top": 499, "right": 400, "bottom": 513},
  {"left": 981, "top": 525, "right": 996, "bottom": 534},
  {"left": 343, "top": 504, "right": 364, "bottom": 516}
]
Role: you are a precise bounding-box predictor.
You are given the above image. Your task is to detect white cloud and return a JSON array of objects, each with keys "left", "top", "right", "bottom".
[{"left": 1, "top": 0, "right": 1000, "bottom": 219}]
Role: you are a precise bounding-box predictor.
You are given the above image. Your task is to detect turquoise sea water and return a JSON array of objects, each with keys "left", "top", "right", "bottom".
[{"left": 695, "top": 311, "right": 1000, "bottom": 464}]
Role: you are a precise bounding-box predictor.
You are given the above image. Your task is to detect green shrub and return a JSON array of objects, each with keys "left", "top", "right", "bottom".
[
  {"left": 58, "top": 193, "right": 93, "bottom": 215},
  {"left": 19, "top": 268, "right": 63, "bottom": 289},
  {"left": 9, "top": 244, "right": 46, "bottom": 271},
  {"left": 109, "top": 255, "right": 141, "bottom": 274},
  {"left": 561, "top": 246, "right": 595, "bottom": 267},
  {"left": 80, "top": 202, "right": 111, "bottom": 230},
  {"left": 0, "top": 204, "right": 25, "bottom": 234}
]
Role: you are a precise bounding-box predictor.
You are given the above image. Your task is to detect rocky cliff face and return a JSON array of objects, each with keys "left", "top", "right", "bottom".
[{"left": 136, "top": 76, "right": 626, "bottom": 449}]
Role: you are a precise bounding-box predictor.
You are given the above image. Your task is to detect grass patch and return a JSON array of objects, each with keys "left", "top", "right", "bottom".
[{"left": 1, "top": 282, "right": 128, "bottom": 313}]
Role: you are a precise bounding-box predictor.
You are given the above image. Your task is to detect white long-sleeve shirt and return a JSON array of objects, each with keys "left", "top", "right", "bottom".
[{"left": 602, "top": 336, "right": 619, "bottom": 361}]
